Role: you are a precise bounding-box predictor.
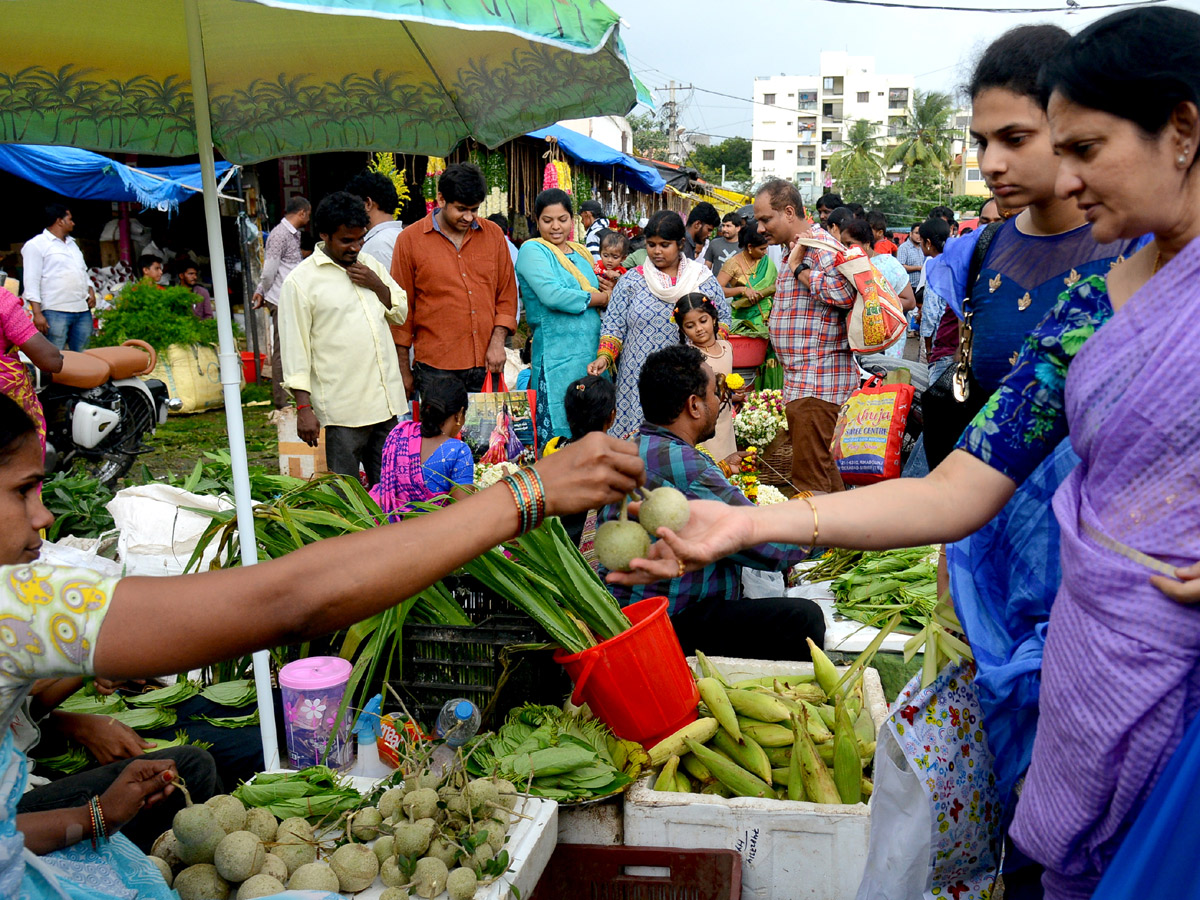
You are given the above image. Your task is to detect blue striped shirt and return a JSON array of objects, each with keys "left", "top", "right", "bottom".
[{"left": 603, "top": 423, "right": 811, "bottom": 615}]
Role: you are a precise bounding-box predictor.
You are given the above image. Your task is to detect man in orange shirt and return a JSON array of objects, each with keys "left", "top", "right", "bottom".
[{"left": 390, "top": 164, "right": 518, "bottom": 398}]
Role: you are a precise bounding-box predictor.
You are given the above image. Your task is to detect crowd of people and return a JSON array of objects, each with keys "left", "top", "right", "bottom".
[{"left": 0, "top": 5, "right": 1198, "bottom": 898}]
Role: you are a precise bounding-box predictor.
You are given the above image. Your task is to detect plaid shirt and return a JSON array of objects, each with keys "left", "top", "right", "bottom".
[
  {"left": 769, "top": 224, "right": 858, "bottom": 405},
  {"left": 603, "top": 424, "right": 810, "bottom": 616}
]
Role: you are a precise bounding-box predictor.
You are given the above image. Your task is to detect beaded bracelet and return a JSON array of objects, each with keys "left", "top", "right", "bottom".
[{"left": 88, "top": 796, "right": 108, "bottom": 849}]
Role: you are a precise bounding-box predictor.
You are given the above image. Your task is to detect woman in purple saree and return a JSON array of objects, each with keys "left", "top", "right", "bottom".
[
  {"left": 609, "top": 10, "right": 1200, "bottom": 895},
  {"left": 370, "top": 375, "right": 473, "bottom": 521}
]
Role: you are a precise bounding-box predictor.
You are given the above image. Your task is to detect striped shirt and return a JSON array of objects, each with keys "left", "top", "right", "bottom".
[
  {"left": 602, "top": 423, "right": 809, "bottom": 615},
  {"left": 768, "top": 224, "right": 858, "bottom": 405}
]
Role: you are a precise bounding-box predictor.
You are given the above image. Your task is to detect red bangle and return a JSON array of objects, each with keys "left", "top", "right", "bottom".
[{"left": 296, "top": 404, "right": 311, "bottom": 411}]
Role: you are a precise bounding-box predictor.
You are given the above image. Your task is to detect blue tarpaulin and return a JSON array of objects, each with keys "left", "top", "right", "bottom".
[
  {"left": 527, "top": 126, "right": 665, "bottom": 194},
  {"left": 0, "top": 144, "right": 233, "bottom": 212}
]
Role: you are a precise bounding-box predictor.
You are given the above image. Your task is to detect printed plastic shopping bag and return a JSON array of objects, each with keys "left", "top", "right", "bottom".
[
  {"left": 856, "top": 660, "right": 1003, "bottom": 900},
  {"left": 831, "top": 375, "right": 915, "bottom": 484},
  {"left": 460, "top": 372, "right": 537, "bottom": 464}
]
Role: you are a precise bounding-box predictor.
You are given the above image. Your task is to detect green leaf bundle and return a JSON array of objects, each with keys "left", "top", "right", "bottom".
[
  {"left": 107, "top": 706, "right": 177, "bottom": 731},
  {"left": 199, "top": 679, "right": 258, "bottom": 707},
  {"left": 125, "top": 680, "right": 200, "bottom": 708}
]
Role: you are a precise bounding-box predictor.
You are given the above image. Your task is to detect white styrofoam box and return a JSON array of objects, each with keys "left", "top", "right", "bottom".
[
  {"left": 624, "top": 657, "right": 887, "bottom": 900},
  {"left": 557, "top": 795, "right": 623, "bottom": 845},
  {"left": 774, "top": 562, "right": 912, "bottom": 654},
  {"left": 265, "top": 773, "right": 557, "bottom": 899}
]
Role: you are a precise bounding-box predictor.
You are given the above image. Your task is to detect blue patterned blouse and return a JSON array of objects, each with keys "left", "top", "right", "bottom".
[{"left": 956, "top": 274, "right": 1113, "bottom": 483}]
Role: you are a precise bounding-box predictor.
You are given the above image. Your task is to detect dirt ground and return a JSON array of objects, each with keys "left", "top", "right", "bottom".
[{"left": 139, "top": 397, "right": 279, "bottom": 480}]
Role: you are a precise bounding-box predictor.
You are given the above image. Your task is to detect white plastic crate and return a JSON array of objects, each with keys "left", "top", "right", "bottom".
[
  {"left": 260, "top": 773, "right": 558, "bottom": 900},
  {"left": 623, "top": 657, "right": 887, "bottom": 900}
]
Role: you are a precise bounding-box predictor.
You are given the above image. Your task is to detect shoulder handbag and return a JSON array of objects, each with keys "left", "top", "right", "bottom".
[{"left": 921, "top": 223, "right": 1002, "bottom": 470}]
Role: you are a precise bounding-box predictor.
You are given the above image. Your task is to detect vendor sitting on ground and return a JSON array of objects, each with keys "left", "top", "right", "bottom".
[
  {"left": 15, "top": 677, "right": 219, "bottom": 854},
  {"left": 601, "top": 344, "right": 824, "bottom": 659}
]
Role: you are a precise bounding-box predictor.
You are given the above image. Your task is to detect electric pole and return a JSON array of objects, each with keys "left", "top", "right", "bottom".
[{"left": 656, "top": 80, "right": 694, "bottom": 163}]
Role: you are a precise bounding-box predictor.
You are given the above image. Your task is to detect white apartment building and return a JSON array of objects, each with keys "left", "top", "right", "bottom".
[{"left": 751, "top": 52, "right": 914, "bottom": 203}]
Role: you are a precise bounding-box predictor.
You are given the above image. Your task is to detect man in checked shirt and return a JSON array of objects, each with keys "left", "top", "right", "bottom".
[{"left": 754, "top": 180, "right": 857, "bottom": 494}]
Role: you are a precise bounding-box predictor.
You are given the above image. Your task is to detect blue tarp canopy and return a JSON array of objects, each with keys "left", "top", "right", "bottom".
[
  {"left": 527, "top": 125, "right": 665, "bottom": 194},
  {"left": 0, "top": 144, "right": 234, "bottom": 212}
]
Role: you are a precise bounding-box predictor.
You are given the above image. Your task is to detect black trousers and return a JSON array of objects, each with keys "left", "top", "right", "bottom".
[
  {"left": 671, "top": 593, "right": 826, "bottom": 661},
  {"left": 413, "top": 361, "right": 488, "bottom": 397},
  {"left": 18, "top": 746, "right": 220, "bottom": 853},
  {"left": 324, "top": 417, "right": 396, "bottom": 486}
]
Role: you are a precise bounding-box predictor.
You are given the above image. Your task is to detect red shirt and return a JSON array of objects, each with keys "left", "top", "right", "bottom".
[
  {"left": 874, "top": 238, "right": 899, "bottom": 257},
  {"left": 390, "top": 212, "right": 519, "bottom": 369}
]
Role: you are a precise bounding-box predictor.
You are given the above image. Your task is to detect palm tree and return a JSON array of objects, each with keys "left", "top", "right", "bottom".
[
  {"left": 885, "top": 89, "right": 956, "bottom": 174},
  {"left": 828, "top": 119, "right": 885, "bottom": 185}
]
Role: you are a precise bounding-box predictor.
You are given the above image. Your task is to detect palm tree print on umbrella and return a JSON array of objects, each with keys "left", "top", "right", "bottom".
[{"left": 0, "top": 34, "right": 633, "bottom": 162}]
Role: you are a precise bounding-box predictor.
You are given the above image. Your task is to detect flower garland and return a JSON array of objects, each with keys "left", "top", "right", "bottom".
[
  {"left": 422, "top": 157, "right": 446, "bottom": 215},
  {"left": 734, "top": 389, "right": 787, "bottom": 449}
]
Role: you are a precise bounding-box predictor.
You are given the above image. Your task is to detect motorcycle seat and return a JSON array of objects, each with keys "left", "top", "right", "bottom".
[
  {"left": 53, "top": 351, "right": 110, "bottom": 389},
  {"left": 85, "top": 344, "right": 155, "bottom": 380}
]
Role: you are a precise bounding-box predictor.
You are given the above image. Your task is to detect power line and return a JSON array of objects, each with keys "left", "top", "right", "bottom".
[{"left": 810, "top": 0, "right": 1162, "bottom": 11}]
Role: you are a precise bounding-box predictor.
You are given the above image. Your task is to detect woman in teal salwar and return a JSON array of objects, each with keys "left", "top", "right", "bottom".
[{"left": 515, "top": 189, "right": 613, "bottom": 441}]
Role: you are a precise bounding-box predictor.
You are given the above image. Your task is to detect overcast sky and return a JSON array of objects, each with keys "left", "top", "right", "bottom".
[{"left": 615, "top": 0, "right": 1193, "bottom": 142}]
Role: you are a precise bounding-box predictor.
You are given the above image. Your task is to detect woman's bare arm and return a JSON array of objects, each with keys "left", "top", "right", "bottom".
[{"left": 609, "top": 450, "right": 1016, "bottom": 585}]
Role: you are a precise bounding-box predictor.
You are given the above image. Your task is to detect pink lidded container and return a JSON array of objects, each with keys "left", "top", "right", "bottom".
[{"left": 279, "top": 656, "right": 356, "bottom": 771}]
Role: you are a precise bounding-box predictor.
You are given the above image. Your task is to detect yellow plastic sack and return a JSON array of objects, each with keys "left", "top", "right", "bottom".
[{"left": 149, "top": 343, "right": 239, "bottom": 414}]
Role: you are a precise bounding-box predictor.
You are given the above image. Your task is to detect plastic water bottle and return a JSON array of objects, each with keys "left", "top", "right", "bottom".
[
  {"left": 435, "top": 699, "right": 481, "bottom": 747},
  {"left": 430, "top": 699, "right": 480, "bottom": 776}
]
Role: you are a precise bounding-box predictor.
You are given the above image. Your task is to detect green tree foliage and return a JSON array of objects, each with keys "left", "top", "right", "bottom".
[
  {"left": 896, "top": 165, "right": 955, "bottom": 219},
  {"left": 687, "top": 136, "right": 751, "bottom": 185},
  {"left": 829, "top": 119, "right": 885, "bottom": 187},
  {"left": 628, "top": 111, "right": 669, "bottom": 158},
  {"left": 885, "top": 90, "right": 957, "bottom": 175}
]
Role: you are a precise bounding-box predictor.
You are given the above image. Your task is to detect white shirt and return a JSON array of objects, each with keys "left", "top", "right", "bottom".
[
  {"left": 279, "top": 244, "right": 409, "bottom": 428},
  {"left": 21, "top": 230, "right": 90, "bottom": 312},
  {"left": 360, "top": 219, "right": 405, "bottom": 273}
]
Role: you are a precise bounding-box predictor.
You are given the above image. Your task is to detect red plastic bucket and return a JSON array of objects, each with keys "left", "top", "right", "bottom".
[
  {"left": 553, "top": 596, "right": 698, "bottom": 747},
  {"left": 241, "top": 351, "right": 265, "bottom": 385},
  {"left": 728, "top": 335, "right": 768, "bottom": 367}
]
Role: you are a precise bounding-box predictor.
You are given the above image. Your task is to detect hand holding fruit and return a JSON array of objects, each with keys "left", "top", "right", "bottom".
[
  {"left": 595, "top": 486, "right": 691, "bottom": 573},
  {"left": 533, "top": 432, "right": 644, "bottom": 518},
  {"left": 607, "top": 499, "right": 759, "bottom": 585}
]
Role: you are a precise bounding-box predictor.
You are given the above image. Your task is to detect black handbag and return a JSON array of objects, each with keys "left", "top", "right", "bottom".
[{"left": 922, "top": 222, "right": 1002, "bottom": 470}]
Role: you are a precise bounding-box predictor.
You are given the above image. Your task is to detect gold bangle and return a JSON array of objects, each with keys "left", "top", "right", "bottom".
[{"left": 801, "top": 496, "right": 819, "bottom": 554}]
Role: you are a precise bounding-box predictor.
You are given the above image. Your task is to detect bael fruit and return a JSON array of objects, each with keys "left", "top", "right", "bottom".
[
  {"left": 638, "top": 485, "right": 691, "bottom": 536},
  {"left": 595, "top": 495, "right": 651, "bottom": 572}
]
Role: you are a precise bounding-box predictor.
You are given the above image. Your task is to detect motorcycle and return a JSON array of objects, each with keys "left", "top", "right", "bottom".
[{"left": 33, "top": 339, "right": 180, "bottom": 486}]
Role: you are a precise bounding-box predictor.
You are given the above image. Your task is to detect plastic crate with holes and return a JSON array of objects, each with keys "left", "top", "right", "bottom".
[{"left": 386, "top": 576, "right": 572, "bottom": 733}]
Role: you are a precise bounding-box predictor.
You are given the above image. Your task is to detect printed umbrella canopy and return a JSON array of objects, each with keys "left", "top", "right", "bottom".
[{"left": 1, "top": 0, "right": 644, "bottom": 769}]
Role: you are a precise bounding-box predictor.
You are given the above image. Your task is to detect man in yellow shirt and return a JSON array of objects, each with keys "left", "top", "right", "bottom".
[{"left": 279, "top": 191, "right": 408, "bottom": 484}]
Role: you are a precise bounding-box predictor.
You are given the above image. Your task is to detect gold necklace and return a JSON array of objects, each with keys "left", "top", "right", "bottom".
[
  {"left": 1153, "top": 250, "right": 1167, "bottom": 274},
  {"left": 698, "top": 342, "right": 724, "bottom": 358}
]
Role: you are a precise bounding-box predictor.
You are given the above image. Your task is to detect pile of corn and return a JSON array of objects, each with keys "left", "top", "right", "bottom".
[{"left": 646, "top": 647, "right": 874, "bottom": 805}]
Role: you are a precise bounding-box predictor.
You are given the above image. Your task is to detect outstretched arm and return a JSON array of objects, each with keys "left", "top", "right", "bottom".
[
  {"left": 94, "top": 435, "right": 644, "bottom": 680},
  {"left": 609, "top": 450, "right": 1016, "bottom": 585}
]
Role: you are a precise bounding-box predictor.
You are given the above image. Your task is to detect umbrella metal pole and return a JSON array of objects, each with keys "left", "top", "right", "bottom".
[{"left": 185, "top": 0, "right": 280, "bottom": 772}]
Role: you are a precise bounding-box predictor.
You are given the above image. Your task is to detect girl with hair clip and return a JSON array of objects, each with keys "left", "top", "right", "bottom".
[
  {"left": 588, "top": 210, "right": 728, "bottom": 439},
  {"left": 673, "top": 293, "right": 738, "bottom": 460}
]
